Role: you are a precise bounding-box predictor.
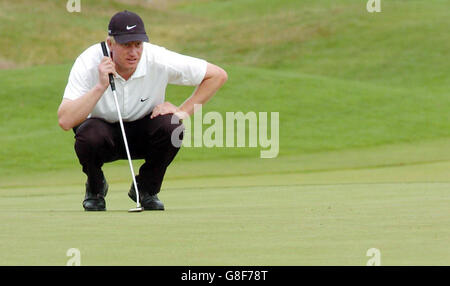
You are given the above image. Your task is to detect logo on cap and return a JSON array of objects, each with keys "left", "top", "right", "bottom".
[{"left": 108, "top": 10, "right": 149, "bottom": 44}]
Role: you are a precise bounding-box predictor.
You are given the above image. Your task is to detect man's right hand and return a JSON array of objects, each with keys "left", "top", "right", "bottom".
[
  {"left": 58, "top": 57, "right": 116, "bottom": 131},
  {"left": 98, "top": 56, "right": 117, "bottom": 89}
]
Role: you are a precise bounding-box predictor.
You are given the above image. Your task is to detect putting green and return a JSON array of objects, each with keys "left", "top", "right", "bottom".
[
  {"left": 1, "top": 0, "right": 449, "bottom": 266},
  {"left": 0, "top": 143, "right": 448, "bottom": 265}
]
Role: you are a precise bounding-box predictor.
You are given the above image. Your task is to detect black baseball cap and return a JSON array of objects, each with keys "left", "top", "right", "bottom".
[{"left": 108, "top": 10, "right": 149, "bottom": 44}]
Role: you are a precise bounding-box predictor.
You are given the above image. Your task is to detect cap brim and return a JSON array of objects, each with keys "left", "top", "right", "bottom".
[{"left": 114, "top": 33, "right": 149, "bottom": 44}]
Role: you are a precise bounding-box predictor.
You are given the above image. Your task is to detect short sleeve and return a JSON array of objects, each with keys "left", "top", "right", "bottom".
[
  {"left": 63, "top": 57, "right": 93, "bottom": 100},
  {"left": 160, "top": 48, "right": 208, "bottom": 86}
]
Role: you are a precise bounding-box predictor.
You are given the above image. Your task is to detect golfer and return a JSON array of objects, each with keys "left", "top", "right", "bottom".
[{"left": 57, "top": 10, "right": 227, "bottom": 211}]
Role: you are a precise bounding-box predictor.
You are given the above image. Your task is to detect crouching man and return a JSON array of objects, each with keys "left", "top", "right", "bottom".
[{"left": 57, "top": 10, "right": 227, "bottom": 211}]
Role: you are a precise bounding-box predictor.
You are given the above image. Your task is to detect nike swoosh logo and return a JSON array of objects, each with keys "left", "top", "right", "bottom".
[
  {"left": 126, "top": 25, "right": 137, "bottom": 30},
  {"left": 140, "top": 98, "right": 149, "bottom": 102}
]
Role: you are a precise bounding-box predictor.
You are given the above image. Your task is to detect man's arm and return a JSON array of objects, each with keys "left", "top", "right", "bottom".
[
  {"left": 57, "top": 85, "right": 106, "bottom": 131},
  {"left": 150, "top": 63, "right": 228, "bottom": 119},
  {"left": 57, "top": 56, "right": 116, "bottom": 131}
]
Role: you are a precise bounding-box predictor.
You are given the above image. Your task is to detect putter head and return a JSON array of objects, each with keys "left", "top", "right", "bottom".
[{"left": 128, "top": 207, "right": 144, "bottom": 213}]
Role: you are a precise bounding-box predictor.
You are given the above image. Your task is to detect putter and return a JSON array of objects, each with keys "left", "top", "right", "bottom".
[{"left": 101, "top": 41, "right": 143, "bottom": 213}]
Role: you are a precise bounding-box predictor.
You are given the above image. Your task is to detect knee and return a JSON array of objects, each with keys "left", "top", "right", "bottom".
[
  {"left": 156, "top": 114, "right": 185, "bottom": 141},
  {"left": 74, "top": 119, "right": 111, "bottom": 152}
]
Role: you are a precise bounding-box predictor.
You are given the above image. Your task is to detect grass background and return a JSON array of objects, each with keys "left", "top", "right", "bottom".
[{"left": 0, "top": 0, "right": 449, "bottom": 265}]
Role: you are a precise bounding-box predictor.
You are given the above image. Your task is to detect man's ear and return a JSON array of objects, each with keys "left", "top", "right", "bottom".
[
  {"left": 106, "top": 38, "right": 114, "bottom": 59},
  {"left": 106, "top": 38, "right": 113, "bottom": 50}
]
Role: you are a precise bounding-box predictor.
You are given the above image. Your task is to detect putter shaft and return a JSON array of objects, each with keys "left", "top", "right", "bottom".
[
  {"left": 100, "top": 41, "right": 141, "bottom": 210},
  {"left": 111, "top": 89, "right": 141, "bottom": 208}
]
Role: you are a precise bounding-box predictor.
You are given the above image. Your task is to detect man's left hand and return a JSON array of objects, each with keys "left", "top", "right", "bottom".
[{"left": 150, "top": 102, "right": 180, "bottom": 119}]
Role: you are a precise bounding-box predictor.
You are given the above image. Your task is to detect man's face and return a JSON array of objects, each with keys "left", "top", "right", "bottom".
[{"left": 109, "top": 40, "right": 143, "bottom": 73}]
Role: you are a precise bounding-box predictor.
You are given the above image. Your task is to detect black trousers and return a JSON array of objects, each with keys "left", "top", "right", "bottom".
[{"left": 73, "top": 114, "right": 183, "bottom": 195}]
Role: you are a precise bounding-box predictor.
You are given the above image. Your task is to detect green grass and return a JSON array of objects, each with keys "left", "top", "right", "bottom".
[
  {"left": 0, "top": 153, "right": 449, "bottom": 265},
  {"left": 1, "top": 140, "right": 449, "bottom": 265},
  {"left": 1, "top": 64, "right": 449, "bottom": 176},
  {"left": 1, "top": 0, "right": 449, "bottom": 90},
  {"left": 0, "top": 0, "right": 449, "bottom": 265}
]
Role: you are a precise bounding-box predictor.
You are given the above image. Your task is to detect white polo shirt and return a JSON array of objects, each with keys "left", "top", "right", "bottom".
[{"left": 63, "top": 42, "right": 207, "bottom": 123}]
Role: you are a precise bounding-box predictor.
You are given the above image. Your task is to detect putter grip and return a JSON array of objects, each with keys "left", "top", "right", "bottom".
[{"left": 100, "top": 41, "right": 116, "bottom": 91}]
